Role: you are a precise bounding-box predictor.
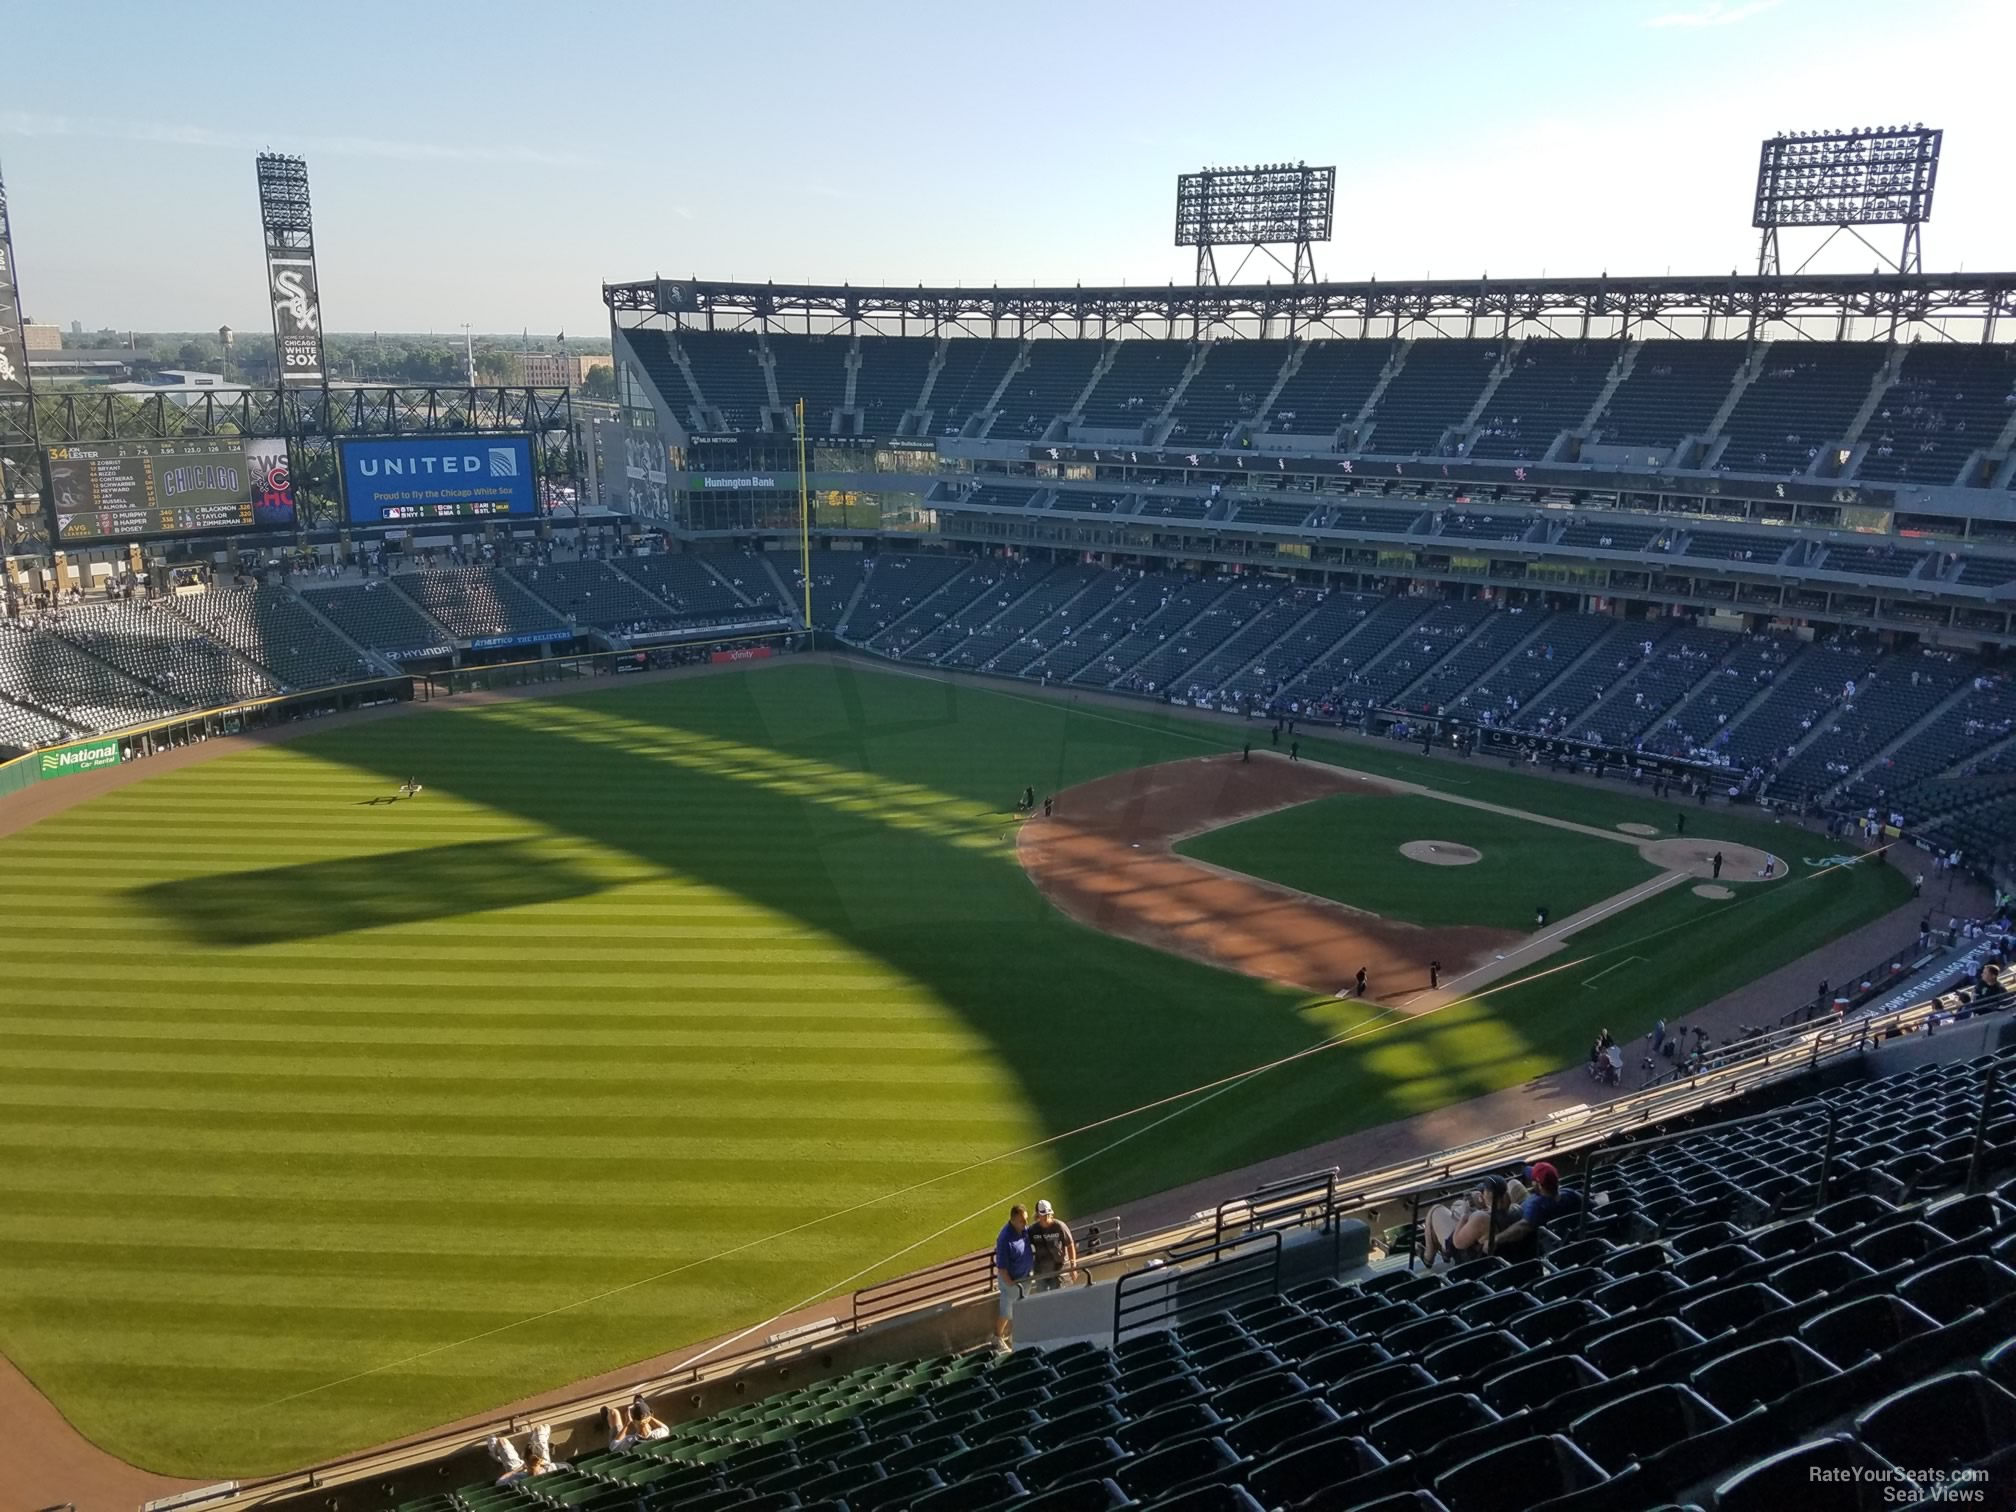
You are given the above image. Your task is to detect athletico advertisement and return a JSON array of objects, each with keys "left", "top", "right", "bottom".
[
  {"left": 40, "top": 738, "right": 120, "bottom": 778},
  {"left": 339, "top": 435, "right": 538, "bottom": 525}
]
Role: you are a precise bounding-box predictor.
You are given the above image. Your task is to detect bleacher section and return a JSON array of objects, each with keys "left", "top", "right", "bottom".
[
  {"left": 1395, "top": 608, "right": 1545, "bottom": 719},
  {"left": 1071, "top": 575, "right": 1230, "bottom": 688},
  {"left": 0, "top": 620, "right": 183, "bottom": 731},
  {"left": 841, "top": 555, "right": 972, "bottom": 643},
  {"left": 1462, "top": 612, "right": 1614, "bottom": 731},
  {"left": 1081, "top": 341, "right": 1192, "bottom": 430},
  {"left": 1858, "top": 343, "right": 2016, "bottom": 486},
  {"left": 1024, "top": 574, "right": 1186, "bottom": 684},
  {"left": 1220, "top": 591, "right": 1380, "bottom": 709},
  {"left": 1362, "top": 340, "right": 1498, "bottom": 457},
  {"left": 1772, "top": 652, "right": 1968, "bottom": 804},
  {"left": 768, "top": 335, "right": 852, "bottom": 432},
  {"left": 1573, "top": 625, "right": 1731, "bottom": 749},
  {"left": 174, "top": 585, "right": 377, "bottom": 689},
  {"left": 1717, "top": 638, "right": 1881, "bottom": 773},
  {"left": 1847, "top": 674, "right": 2016, "bottom": 812},
  {"left": 679, "top": 330, "right": 772, "bottom": 433},
  {"left": 622, "top": 330, "right": 697, "bottom": 428},
  {"left": 959, "top": 564, "right": 1104, "bottom": 674},
  {"left": 786, "top": 550, "right": 873, "bottom": 631},
  {"left": 1469, "top": 341, "right": 1615, "bottom": 461},
  {"left": 892, "top": 560, "right": 1053, "bottom": 666},
  {"left": 1339, "top": 599, "right": 1494, "bottom": 715},
  {"left": 930, "top": 340, "right": 1022, "bottom": 435},
  {"left": 1273, "top": 596, "right": 1434, "bottom": 718},
  {"left": 0, "top": 694, "right": 75, "bottom": 758},
  {"left": 1507, "top": 621, "right": 1643, "bottom": 738},
  {"left": 398, "top": 569, "right": 570, "bottom": 643},
  {"left": 993, "top": 343, "right": 1102, "bottom": 439},
  {"left": 618, "top": 555, "right": 771, "bottom": 627},
  {"left": 1265, "top": 341, "right": 1390, "bottom": 437},
  {"left": 304, "top": 581, "right": 452, "bottom": 659},
  {"left": 1180, "top": 587, "right": 1322, "bottom": 706},
  {"left": 1719, "top": 343, "right": 1888, "bottom": 476},
  {"left": 1642, "top": 633, "right": 1798, "bottom": 762},
  {"left": 1172, "top": 341, "right": 1293, "bottom": 447},
  {"left": 509, "top": 560, "right": 676, "bottom": 633},
  {"left": 1113, "top": 580, "right": 1276, "bottom": 698},
  {"left": 58, "top": 600, "right": 278, "bottom": 707},
  {"left": 1595, "top": 340, "right": 1743, "bottom": 452},
  {"left": 854, "top": 336, "right": 937, "bottom": 438},
  {"left": 405, "top": 1042, "right": 2016, "bottom": 1512}
]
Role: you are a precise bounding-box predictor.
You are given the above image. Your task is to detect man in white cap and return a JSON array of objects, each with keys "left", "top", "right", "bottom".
[{"left": 1027, "top": 1199, "right": 1078, "bottom": 1293}]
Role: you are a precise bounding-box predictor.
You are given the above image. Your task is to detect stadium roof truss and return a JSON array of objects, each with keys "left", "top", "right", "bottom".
[{"left": 607, "top": 271, "right": 2016, "bottom": 344}]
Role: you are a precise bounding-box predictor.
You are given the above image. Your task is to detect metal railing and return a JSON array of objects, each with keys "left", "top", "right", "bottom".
[{"left": 1112, "top": 1230, "right": 1283, "bottom": 1343}]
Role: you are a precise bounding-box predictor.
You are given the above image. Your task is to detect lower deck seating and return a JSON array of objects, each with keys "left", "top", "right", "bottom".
[{"left": 303, "top": 581, "right": 454, "bottom": 659}]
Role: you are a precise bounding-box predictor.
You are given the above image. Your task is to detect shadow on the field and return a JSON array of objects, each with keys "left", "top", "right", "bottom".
[
  {"left": 277, "top": 662, "right": 1657, "bottom": 1206},
  {"left": 130, "top": 838, "right": 610, "bottom": 947}
]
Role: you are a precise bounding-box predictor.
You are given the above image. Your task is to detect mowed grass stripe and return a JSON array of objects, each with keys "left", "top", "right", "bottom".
[{"left": 0, "top": 661, "right": 1905, "bottom": 1477}]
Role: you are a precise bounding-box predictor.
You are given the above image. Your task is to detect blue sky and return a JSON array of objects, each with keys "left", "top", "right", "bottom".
[{"left": 3, "top": 0, "right": 2009, "bottom": 334}]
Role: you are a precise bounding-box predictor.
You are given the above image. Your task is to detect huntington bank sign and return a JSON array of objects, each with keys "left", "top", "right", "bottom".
[{"left": 40, "top": 738, "right": 120, "bottom": 778}]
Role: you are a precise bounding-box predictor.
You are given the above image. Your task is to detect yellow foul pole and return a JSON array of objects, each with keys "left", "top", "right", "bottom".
[{"left": 796, "top": 398, "right": 812, "bottom": 629}]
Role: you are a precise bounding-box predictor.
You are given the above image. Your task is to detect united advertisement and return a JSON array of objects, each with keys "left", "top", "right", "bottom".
[{"left": 339, "top": 435, "right": 538, "bottom": 526}]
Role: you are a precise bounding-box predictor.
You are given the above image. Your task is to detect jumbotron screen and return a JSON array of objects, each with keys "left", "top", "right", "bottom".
[{"left": 47, "top": 437, "right": 295, "bottom": 542}]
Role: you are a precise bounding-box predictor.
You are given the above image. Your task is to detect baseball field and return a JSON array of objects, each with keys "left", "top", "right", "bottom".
[{"left": 0, "top": 658, "right": 1907, "bottom": 1476}]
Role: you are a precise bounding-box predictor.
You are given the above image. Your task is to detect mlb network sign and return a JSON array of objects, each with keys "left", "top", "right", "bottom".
[{"left": 340, "top": 435, "right": 537, "bottom": 523}]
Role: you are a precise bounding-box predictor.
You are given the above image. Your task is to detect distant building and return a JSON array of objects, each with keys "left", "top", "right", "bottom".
[
  {"left": 519, "top": 351, "right": 608, "bottom": 388},
  {"left": 103, "top": 371, "right": 247, "bottom": 408},
  {"left": 22, "top": 322, "right": 63, "bottom": 352}
]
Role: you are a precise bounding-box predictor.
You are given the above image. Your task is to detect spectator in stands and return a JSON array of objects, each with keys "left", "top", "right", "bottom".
[
  {"left": 605, "top": 1398, "right": 670, "bottom": 1450},
  {"left": 1027, "top": 1199, "right": 1077, "bottom": 1292},
  {"left": 488, "top": 1423, "right": 559, "bottom": 1483},
  {"left": 1420, "top": 1174, "right": 1518, "bottom": 1266},
  {"left": 992, "top": 1204, "right": 1034, "bottom": 1353},
  {"left": 1494, "top": 1162, "right": 1583, "bottom": 1255}
]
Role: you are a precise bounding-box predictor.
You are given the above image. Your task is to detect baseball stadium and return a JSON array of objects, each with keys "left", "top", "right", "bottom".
[{"left": 3, "top": 117, "right": 2016, "bottom": 1512}]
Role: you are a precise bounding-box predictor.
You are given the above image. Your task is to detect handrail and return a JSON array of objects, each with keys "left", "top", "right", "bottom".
[
  {"left": 1112, "top": 1230, "right": 1282, "bottom": 1343},
  {"left": 1212, "top": 1167, "right": 1340, "bottom": 1247}
]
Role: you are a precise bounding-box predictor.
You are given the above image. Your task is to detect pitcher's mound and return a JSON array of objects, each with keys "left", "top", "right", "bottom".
[
  {"left": 1640, "top": 838, "right": 1781, "bottom": 881},
  {"left": 1401, "top": 841, "right": 1481, "bottom": 866},
  {"left": 1693, "top": 883, "right": 1735, "bottom": 899},
  {"left": 1616, "top": 822, "right": 1659, "bottom": 836}
]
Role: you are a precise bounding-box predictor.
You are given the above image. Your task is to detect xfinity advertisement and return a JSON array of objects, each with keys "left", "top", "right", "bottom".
[{"left": 339, "top": 435, "right": 538, "bottom": 525}]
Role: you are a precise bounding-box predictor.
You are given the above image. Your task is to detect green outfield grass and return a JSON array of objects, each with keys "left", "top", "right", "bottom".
[
  {"left": 0, "top": 661, "right": 1908, "bottom": 1476},
  {"left": 1177, "top": 792, "right": 1662, "bottom": 930}
]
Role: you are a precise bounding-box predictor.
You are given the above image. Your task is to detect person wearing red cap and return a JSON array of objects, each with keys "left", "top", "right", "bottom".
[{"left": 1495, "top": 1161, "right": 1583, "bottom": 1253}]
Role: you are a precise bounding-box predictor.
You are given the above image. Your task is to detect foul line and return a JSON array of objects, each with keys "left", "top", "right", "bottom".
[{"left": 1582, "top": 955, "right": 1643, "bottom": 988}]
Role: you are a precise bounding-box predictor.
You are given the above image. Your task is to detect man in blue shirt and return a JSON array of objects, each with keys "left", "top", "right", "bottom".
[
  {"left": 1496, "top": 1161, "right": 1583, "bottom": 1254},
  {"left": 992, "top": 1204, "right": 1034, "bottom": 1353}
]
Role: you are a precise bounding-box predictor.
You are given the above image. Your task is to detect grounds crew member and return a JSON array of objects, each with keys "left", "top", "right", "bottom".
[{"left": 1028, "top": 1199, "right": 1077, "bottom": 1292}]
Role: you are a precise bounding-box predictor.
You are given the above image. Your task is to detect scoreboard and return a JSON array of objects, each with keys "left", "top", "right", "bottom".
[{"left": 47, "top": 437, "right": 295, "bottom": 543}]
